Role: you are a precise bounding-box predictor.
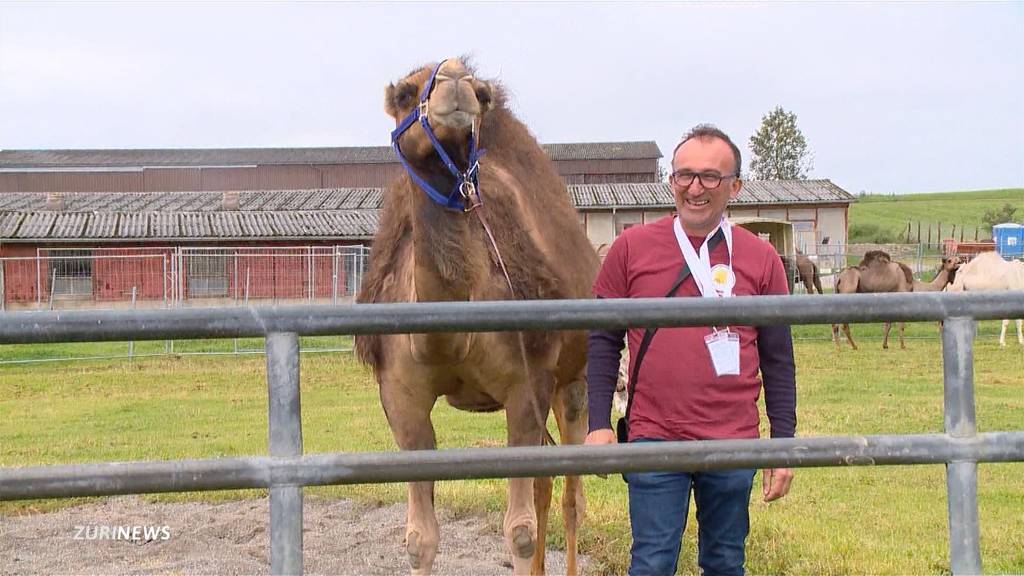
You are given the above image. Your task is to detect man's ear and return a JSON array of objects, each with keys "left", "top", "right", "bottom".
[{"left": 730, "top": 178, "right": 743, "bottom": 200}]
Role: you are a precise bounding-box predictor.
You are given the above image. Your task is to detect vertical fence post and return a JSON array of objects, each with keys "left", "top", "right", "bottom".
[
  {"left": 265, "top": 332, "right": 303, "bottom": 575},
  {"left": 941, "top": 316, "right": 981, "bottom": 575},
  {"left": 332, "top": 247, "right": 338, "bottom": 306}
]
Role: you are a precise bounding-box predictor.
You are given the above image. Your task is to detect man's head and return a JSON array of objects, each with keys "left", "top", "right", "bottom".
[{"left": 670, "top": 124, "right": 743, "bottom": 237}]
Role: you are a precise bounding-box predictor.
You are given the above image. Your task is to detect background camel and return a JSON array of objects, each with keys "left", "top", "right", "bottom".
[
  {"left": 946, "top": 251, "right": 1024, "bottom": 346},
  {"left": 912, "top": 256, "right": 960, "bottom": 292},
  {"left": 354, "top": 59, "right": 598, "bottom": 575},
  {"left": 794, "top": 250, "right": 824, "bottom": 294},
  {"left": 832, "top": 250, "right": 914, "bottom": 350}
]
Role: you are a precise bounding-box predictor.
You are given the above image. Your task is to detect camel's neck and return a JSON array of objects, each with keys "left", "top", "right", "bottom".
[
  {"left": 408, "top": 169, "right": 481, "bottom": 303},
  {"left": 929, "top": 268, "right": 952, "bottom": 289}
]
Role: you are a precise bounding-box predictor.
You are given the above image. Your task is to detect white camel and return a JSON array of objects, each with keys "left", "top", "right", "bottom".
[{"left": 945, "top": 251, "right": 1024, "bottom": 347}]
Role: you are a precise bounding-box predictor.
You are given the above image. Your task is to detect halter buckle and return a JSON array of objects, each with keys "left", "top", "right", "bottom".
[
  {"left": 460, "top": 181, "right": 482, "bottom": 212},
  {"left": 418, "top": 100, "right": 429, "bottom": 120}
]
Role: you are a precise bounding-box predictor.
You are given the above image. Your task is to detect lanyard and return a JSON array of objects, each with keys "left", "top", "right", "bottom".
[{"left": 673, "top": 216, "right": 734, "bottom": 298}]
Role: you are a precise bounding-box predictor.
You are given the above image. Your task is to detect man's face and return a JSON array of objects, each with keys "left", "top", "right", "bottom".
[{"left": 670, "top": 137, "right": 742, "bottom": 237}]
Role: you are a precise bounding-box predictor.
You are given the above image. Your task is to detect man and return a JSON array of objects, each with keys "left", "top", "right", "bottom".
[{"left": 585, "top": 124, "right": 796, "bottom": 575}]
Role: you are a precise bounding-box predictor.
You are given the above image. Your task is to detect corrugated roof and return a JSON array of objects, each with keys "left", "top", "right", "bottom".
[
  {"left": 0, "top": 141, "right": 661, "bottom": 169},
  {"left": 568, "top": 180, "right": 854, "bottom": 209},
  {"left": 542, "top": 141, "right": 662, "bottom": 161},
  {"left": 0, "top": 180, "right": 851, "bottom": 241},
  {"left": 0, "top": 210, "right": 379, "bottom": 241}
]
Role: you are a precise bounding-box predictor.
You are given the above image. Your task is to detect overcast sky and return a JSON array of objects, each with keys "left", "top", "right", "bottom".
[{"left": 1, "top": 2, "right": 1021, "bottom": 195}]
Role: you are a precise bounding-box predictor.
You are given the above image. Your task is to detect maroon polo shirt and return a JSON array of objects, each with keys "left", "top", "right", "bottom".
[{"left": 589, "top": 214, "right": 796, "bottom": 441}]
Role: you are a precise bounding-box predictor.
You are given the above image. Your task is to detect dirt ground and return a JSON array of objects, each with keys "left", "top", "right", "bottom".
[{"left": 0, "top": 496, "right": 591, "bottom": 575}]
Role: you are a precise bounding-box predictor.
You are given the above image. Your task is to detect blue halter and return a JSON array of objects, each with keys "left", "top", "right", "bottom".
[{"left": 390, "top": 60, "right": 485, "bottom": 212}]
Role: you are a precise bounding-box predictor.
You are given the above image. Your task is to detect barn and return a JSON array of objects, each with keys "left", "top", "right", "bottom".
[{"left": 0, "top": 144, "right": 855, "bottom": 309}]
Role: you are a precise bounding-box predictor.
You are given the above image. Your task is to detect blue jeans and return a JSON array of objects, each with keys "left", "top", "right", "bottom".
[{"left": 625, "top": 440, "right": 755, "bottom": 576}]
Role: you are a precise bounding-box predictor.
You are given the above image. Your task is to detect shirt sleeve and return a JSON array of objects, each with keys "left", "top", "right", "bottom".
[
  {"left": 587, "top": 235, "right": 630, "bottom": 432},
  {"left": 587, "top": 323, "right": 626, "bottom": 432},
  {"left": 757, "top": 248, "right": 797, "bottom": 438}
]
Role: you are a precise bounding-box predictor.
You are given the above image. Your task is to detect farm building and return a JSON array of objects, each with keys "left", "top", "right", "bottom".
[
  {"left": 0, "top": 141, "right": 663, "bottom": 192},
  {"left": 574, "top": 180, "right": 854, "bottom": 253},
  {"left": 0, "top": 143, "right": 855, "bottom": 309}
]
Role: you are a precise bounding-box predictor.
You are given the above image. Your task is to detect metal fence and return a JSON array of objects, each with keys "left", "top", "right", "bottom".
[
  {"left": 790, "top": 242, "right": 985, "bottom": 293},
  {"left": 2, "top": 292, "right": 1024, "bottom": 575},
  {"left": 0, "top": 245, "right": 371, "bottom": 311}
]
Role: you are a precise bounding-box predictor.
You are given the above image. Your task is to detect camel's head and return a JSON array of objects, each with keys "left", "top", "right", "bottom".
[
  {"left": 940, "top": 256, "right": 961, "bottom": 271},
  {"left": 386, "top": 59, "right": 494, "bottom": 167}
]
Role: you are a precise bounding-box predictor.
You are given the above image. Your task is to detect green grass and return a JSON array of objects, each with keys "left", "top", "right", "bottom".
[
  {"left": 0, "top": 335, "right": 352, "bottom": 363},
  {"left": 849, "top": 188, "right": 1023, "bottom": 244},
  {"left": 1, "top": 332, "right": 1022, "bottom": 574}
]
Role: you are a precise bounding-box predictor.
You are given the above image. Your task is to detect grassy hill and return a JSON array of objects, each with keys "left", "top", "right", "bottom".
[{"left": 848, "top": 188, "right": 1023, "bottom": 244}]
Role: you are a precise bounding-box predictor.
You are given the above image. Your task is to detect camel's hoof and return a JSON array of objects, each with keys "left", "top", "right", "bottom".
[
  {"left": 511, "top": 524, "right": 536, "bottom": 559},
  {"left": 406, "top": 531, "right": 422, "bottom": 570}
]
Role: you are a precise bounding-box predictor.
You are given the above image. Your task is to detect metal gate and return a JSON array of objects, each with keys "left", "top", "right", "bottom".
[{"left": 1, "top": 291, "right": 1023, "bottom": 575}]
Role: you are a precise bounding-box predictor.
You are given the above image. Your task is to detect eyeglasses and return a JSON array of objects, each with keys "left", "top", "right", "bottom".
[{"left": 670, "top": 170, "right": 739, "bottom": 190}]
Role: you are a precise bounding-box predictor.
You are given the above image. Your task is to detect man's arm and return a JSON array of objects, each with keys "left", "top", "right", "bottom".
[
  {"left": 585, "top": 324, "right": 625, "bottom": 445},
  {"left": 757, "top": 323, "right": 796, "bottom": 500},
  {"left": 757, "top": 249, "right": 798, "bottom": 500}
]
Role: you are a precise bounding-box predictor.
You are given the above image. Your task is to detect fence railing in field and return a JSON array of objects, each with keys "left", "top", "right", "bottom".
[
  {"left": 1, "top": 292, "right": 1023, "bottom": 575},
  {"left": 0, "top": 244, "right": 371, "bottom": 311}
]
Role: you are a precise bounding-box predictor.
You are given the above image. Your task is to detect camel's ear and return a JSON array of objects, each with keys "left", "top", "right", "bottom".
[
  {"left": 385, "top": 81, "right": 419, "bottom": 119},
  {"left": 472, "top": 79, "right": 494, "bottom": 112}
]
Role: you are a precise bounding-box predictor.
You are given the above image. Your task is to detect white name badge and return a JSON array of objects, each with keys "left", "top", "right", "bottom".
[{"left": 704, "top": 329, "right": 740, "bottom": 376}]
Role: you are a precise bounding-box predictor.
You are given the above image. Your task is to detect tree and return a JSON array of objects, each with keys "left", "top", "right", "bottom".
[
  {"left": 981, "top": 202, "right": 1019, "bottom": 230},
  {"left": 748, "top": 106, "right": 813, "bottom": 179}
]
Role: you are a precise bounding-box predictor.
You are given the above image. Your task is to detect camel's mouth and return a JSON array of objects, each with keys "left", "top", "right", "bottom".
[{"left": 429, "top": 109, "right": 476, "bottom": 129}]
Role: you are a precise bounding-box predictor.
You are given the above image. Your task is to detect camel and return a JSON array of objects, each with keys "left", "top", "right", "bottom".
[
  {"left": 945, "top": 251, "right": 1024, "bottom": 346},
  {"left": 832, "top": 250, "right": 914, "bottom": 350},
  {"left": 354, "top": 59, "right": 598, "bottom": 575},
  {"left": 912, "top": 256, "right": 961, "bottom": 292},
  {"left": 794, "top": 250, "right": 824, "bottom": 294}
]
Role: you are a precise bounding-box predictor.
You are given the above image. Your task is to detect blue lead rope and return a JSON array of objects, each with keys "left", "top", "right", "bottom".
[{"left": 390, "top": 60, "right": 484, "bottom": 212}]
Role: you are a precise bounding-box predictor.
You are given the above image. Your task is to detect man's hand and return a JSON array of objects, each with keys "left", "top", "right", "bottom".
[
  {"left": 762, "top": 468, "right": 793, "bottom": 502},
  {"left": 585, "top": 428, "right": 616, "bottom": 445}
]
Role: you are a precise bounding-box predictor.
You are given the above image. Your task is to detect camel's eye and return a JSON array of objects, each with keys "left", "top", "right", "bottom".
[{"left": 473, "top": 80, "right": 493, "bottom": 109}]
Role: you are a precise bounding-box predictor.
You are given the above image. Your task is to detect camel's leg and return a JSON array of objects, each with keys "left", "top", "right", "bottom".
[
  {"left": 899, "top": 322, "right": 907, "bottom": 350},
  {"left": 380, "top": 381, "right": 440, "bottom": 575},
  {"left": 1000, "top": 319, "right": 1009, "bottom": 347},
  {"left": 504, "top": 382, "right": 552, "bottom": 575},
  {"left": 1017, "top": 319, "right": 1023, "bottom": 346},
  {"left": 882, "top": 321, "right": 891, "bottom": 350},
  {"left": 842, "top": 323, "right": 858, "bottom": 350},
  {"left": 548, "top": 376, "right": 588, "bottom": 576},
  {"left": 531, "top": 475, "right": 553, "bottom": 576},
  {"left": 831, "top": 324, "right": 841, "bottom": 350},
  {"left": 813, "top": 273, "right": 824, "bottom": 295}
]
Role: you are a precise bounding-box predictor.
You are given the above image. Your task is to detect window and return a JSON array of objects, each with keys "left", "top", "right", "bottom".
[
  {"left": 48, "top": 250, "right": 93, "bottom": 298},
  {"left": 614, "top": 212, "right": 643, "bottom": 236},
  {"left": 186, "top": 249, "right": 230, "bottom": 297}
]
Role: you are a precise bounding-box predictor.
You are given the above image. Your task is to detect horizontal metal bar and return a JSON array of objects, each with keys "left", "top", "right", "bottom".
[
  {"left": 2, "top": 432, "right": 1022, "bottom": 501},
  {"left": 2, "top": 291, "right": 1022, "bottom": 344}
]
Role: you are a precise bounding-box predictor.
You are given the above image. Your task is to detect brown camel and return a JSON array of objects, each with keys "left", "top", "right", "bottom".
[
  {"left": 354, "top": 59, "right": 598, "bottom": 575},
  {"left": 794, "top": 250, "right": 824, "bottom": 294},
  {"left": 831, "top": 250, "right": 914, "bottom": 350},
  {"left": 912, "top": 256, "right": 960, "bottom": 292}
]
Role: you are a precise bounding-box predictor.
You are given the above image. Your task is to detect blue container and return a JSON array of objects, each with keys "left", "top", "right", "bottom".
[{"left": 993, "top": 223, "right": 1024, "bottom": 258}]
